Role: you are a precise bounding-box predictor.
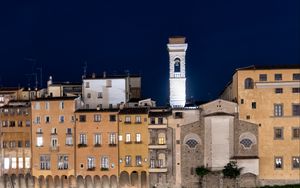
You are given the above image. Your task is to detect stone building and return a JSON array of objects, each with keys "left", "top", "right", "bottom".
[
  {"left": 46, "top": 76, "right": 82, "bottom": 97},
  {"left": 31, "top": 97, "right": 78, "bottom": 177},
  {"left": 74, "top": 108, "right": 119, "bottom": 181},
  {"left": 220, "top": 65, "right": 300, "bottom": 185},
  {"left": 0, "top": 101, "right": 32, "bottom": 176}
]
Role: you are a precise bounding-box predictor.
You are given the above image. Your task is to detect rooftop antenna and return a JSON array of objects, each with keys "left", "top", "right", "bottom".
[
  {"left": 36, "top": 65, "right": 43, "bottom": 88},
  {"left": 24, "top": 58, "right": 38, "bottom": 89},
  {"left": 82, "top": 61, "right": 87, "bottom": 79}
]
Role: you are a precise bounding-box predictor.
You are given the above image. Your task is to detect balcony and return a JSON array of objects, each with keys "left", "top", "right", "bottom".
[
  {"left": 101, "top": 167, "right": 109, "bottom": 171},
  {"left": 109, "top": 143, "right": 117, "bottom": 147},
  {"left": 148, "top": 144, "right": 167, "bottom": 149},
  {"left": 149, "top": 167, "right": 168, "bottom": 173},
  {"left": 77, "top": 143, "right": 87, "bottom": 148},
  {"left": 49, "top": 146, "right": 59, "bottom": 152}
]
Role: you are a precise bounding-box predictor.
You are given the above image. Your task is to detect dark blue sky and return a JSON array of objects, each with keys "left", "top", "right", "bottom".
[{"left": 0, "top": 1, "right": 299, "bottom": 105}]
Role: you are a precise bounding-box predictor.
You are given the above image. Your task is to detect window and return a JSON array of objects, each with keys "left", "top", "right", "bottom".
[
  {"left": 10, "top": 141, "right": 16, "bottom": 148},
  {"left": 18, "top": 140, "right": 22, "bottom": 148},
  {"left": 109, "top": 133, "right": 116, "bottom": 145},
  {"left": 136, "top": 133, "right": 141, "bottom": 143},
  {"left": 106, "top": 80, "right": 112, "bottom": 87},
  {"left": 109, "top": 104, "right": 113, "bottom": 109},
  {"left": 101, "top": 156, "right": 109, "bottom": 169},
  {"left": 109, "top": 115, "right": 116, "bottom": 122},
  {"left": 275, "top": 74, "right": 282, "bottom": 81},
  {"left": 135, "top": 116, "right": 141, "bottom": 123},
  {"left": 45, "top": 102, "right": 49, "bottom": 110},
  {"left": 158, "top": 117, "right": 163, "bottom": 124},
  {"left": 80, "top": 134, "right": 87, "bottom": 144},
  {"left": 158, "top": 135, "right": 165, "bottom": 145},
  {"left": 11, "top": 157, "right": 16, "bottom": 169},
  {"left": 292, "top": 157, "right": 300, "bottom": 169},
  {"left": 45, "top": 116, "right": 50, "bottom": 123},
  {"left": 275, "top": 157, "right": 283, "bottom": 169},
  {"left": 66, "top": 128, "right": 72, "bottom": 134},
  {"left": 174, "top": 112, "right": 183, "bottom": 119},
  {"left": 59, "top": 115, "right": 64, "bottom": 123},
  {"left": 274, "top": 104, "right": 283, "bottom": 117},
  {"left": 79, "top": 115, "right": 86, "bottom": 122},
  {"left": 97, "top": 92, "right": 103, "bottom": 98},
  {"left": 51, "top": 128, "right": 57, "bottom": 134},
  {"left": 66, "top": 135, "right": 73, "bottom": 146},
  {"left": 125, "top": 133, "right": 131, "bottom": 143},
  {"left": 9, "top": 121, "right": 15, "bottom": 127},
  {"left": 18, "top": 157, "right": 23, "bottom": 169},
  {"left": 58, "top": 155, "right": 68, "bottom": 170},
  {"left": 244, "top": 78, "right": 254, "bottom": 89},
  {"left": 40, "top": 155, "right": 50, "bottom": 170},
  {"left": 150, "top": 117, "right": 155, "bottom": 124},
  {"left": 51, "top": 138, "right": 58, "bottom": 148},
  {"left": 136, "top": 155, "right": 142, "bottom": 166},
  {"left": 259, "top": 74, "right": 267, "bottom": 81},
  {"left": 251, "top": 102, "right": 256, "bottom": 109},
  {"left": 274, "top": 128, "right": 283, "bottom": 139},
  {"left": 174, "top": 58, "right": 181, "bottom": 73},
  {"left": 275, "top": 88, "right": 283, "bottom": 94},
  {"left": 4, "top": 158, "right": 9, "bottom": 169},
  {"left": 293, "top": 73, "right": 300, "bottom": 80},
  {"left": 18, "top": 121, "right": 22, "bottom": 127},
  {"left": 87, "top": 157, "right": 95, "bottom": 169},
  {"left": 94, "top": 114, "right": 101, "bottom": 122},
  {"left": 292, "top": 104, "right": 300, "bottom": 116},
  {"left": 25, "top": 140, "right": 30, "bottom": 147},
  {"left": 125, "top": 116, "right": 131, "bottom": 123},
  {"left": 37, "top": 135, "right": 43, "bottom": 147},
  {"left": 25, "top": 120, "right": 30, "bottom": 127},
  {"left": 94, "top": 134, "right": 101, "bottom": 146},
  {"left": 85, "top": 82, "right": 90, "bottom": 88},
  {"left": 35, "top": 116, "right": 41, "bottom": 124},
  {"left": 292, "top": 128, "right": 300, "bottom": 139},
  {"left": 25, "top": 157, "right": 30, "bottom": 168},
  {"left": 240, "top": 139, "right": 253, "bottom": 149},
  {"left": 125, "top": 155, "right": 131, "bottom": 166},
  {"left": 59, "top": 101, "right": 64, "bottom": 110},
  {"left": 292, "top": 88, "right": 300, "bottom": 93},
  {"left": 87, "top": 93, "right": 91, "bottom": 98},
  {"left": 35, "top": 102, "right": 40, "bottom": 110}
]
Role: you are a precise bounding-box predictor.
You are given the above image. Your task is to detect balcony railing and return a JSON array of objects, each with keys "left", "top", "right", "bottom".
[
  {"left": 109, "top": 143, "right": 117, "bottom": 147},
  {"left": 77, "top": 143, "right": 87, "bottom": 148}
]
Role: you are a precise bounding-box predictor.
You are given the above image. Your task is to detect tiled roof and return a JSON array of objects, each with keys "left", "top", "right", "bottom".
[
  {"left": 33, "top": 96, "right": 78, "bottom": 101},
  {"left": 149, "top": 110, "right": 172, "bottom": 117},
  {"left": 75, "top": 108, "right": 119, "bottom": 113},
  {"left": 119, "top": 107, "right": 148, "bottom": 114}
]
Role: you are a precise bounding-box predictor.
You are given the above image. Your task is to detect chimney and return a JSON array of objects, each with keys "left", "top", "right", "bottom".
[
  {"left": 92, "top": 73, "right": 96, "bottom": 78},
  {"left": 103, "top": 71, "right": 106, "bottom": 78}
]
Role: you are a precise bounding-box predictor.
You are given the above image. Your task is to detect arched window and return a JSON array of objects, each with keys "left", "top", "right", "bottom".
[
  {"left": 183, "top": 133, "right": 201, "bottom": 149},
  {"left": 174, "top": 58, "right": 181, "bottom": 72},
  {"left": 244, "top": 78, "right": 254, "bottom": 89},
  {"left": 240, "top": 139, "right": 253, "bottom": 149},
  {"left": 239, "top": 132, "right": 257, "bottom": 149}
]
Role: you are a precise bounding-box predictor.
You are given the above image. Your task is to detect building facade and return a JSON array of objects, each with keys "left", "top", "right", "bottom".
[
  {"left": 31, "top": 97, "right": 78, "bottom": 177},
  {"left": 220, "top": 65, "right": 300, "bottom": 185},
  {"left": 0, "top": 101, "right": 32, "bottom": 176},
  {"left": 74, "top": 109, "right": 119, "bottom": 180}
]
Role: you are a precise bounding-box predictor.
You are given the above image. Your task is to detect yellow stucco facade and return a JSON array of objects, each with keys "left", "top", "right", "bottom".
[
  {"left": 221, "top": 66, "right": 300, "bottom": 182},
  {"left": 118, "top": 108, "right": 149, "bottom": 176}
]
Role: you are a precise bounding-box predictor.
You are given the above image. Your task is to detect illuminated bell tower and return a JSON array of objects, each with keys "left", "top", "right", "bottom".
[{"left": 167, "top": 36, "right": 187, "bottom": 108}]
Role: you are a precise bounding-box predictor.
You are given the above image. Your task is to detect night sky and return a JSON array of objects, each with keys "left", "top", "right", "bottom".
[{"left": 0, "top": 1, "right": 299, "bottom": 105}]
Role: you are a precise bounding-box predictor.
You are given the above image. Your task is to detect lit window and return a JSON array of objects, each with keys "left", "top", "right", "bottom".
[
  {"left": 94, "top": 114, "right": 101, "bottom": 122},
  {"left": 125, "top": 155, "right": 131, "bottom": 166},
  {"left": 37, "top": 136, "right": 43, "bottom": 147},
  {"left": 4, "top": 158, "right": 10, "bottom": 169},
  {"left": 101, "top": 156, "right": 109, "bottom": 169},
  {"left": 274, "top": 104, "right": 283, "bottom": 117},
  {"left": 58, "top": 155, "right": 68, "bottom": 170},
  {"left": 18, "top": 157, "right": 23, "bottom": 169},
  {"left": 25, "top": 157, "right": 30, "bottom": 168},
  {"left": 158, "top": 137, "right": 165, "bottom": 145},
  {"left": 292, "top": 157, "right": 300, "bottom": 169},
  {"left": 136, "top": 155, "right": 142, "bottom": 166},
  {"left": 274, "top": 157, "right": 283, "bottom": 169},
  {"left": 136, "top": 133, "right": 141, "bottom": 143},
  {"left": 11, "top": 157, "right": 17, "bottom": 169},
  {"left": 125, "top": 133, "right": 131, "bottom": 143}
]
